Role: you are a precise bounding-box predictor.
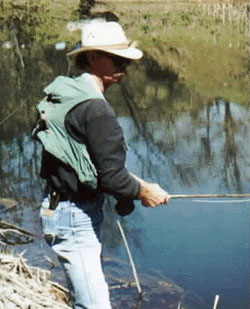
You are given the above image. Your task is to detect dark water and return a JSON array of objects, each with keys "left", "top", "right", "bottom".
[{"left": 0, "top": 47, "right": 249, "bottom": 309}]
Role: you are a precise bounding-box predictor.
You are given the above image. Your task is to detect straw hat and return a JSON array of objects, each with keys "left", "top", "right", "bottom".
[{"left": 67, "top": 21, "right": 143, "bottom": 60}]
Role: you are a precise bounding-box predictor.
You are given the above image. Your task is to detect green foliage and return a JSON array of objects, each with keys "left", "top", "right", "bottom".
[
  {"left": 78, "top": 0, "right": 95, "bottom": 18},
  {"left": 0, "top": 0, "right": 247, "bottom": 106},
  {"left": 116, "top": 2, "right": 248, "bottom": 105},
  {"left": 0, "top": 0, "right": 55, "bottom": 44},
  {"left": 142, "top": 25, "right": 150, "bottom": 34},
  {"left": 143, "top": 14, "right": 152, "bottom": 22},
  {"left": 180, "top": 13, "right": 193, "bottom": 27},
  {"left": 141, "top": 13, "right": 152, "bottom": 34},
  {"left": 214, "top": 17, "right": 223, "bottom": 25},
  {"left": 161, "top": 13, "right": 170, "bottom": 26},
  {"left": 198, "top": 16, "right": 212, "bottom": 28}
]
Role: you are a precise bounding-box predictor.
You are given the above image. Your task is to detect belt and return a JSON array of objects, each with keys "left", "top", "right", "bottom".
[{"left": 48, "top": 189, "right": 96, "bottom": 210}]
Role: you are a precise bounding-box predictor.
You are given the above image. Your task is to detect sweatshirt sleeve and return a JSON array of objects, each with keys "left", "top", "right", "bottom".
[{"left": 65, "top": 99, "right": 140, "bottom": 199}]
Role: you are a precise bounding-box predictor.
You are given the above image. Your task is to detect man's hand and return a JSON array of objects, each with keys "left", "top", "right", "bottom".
[
  {"left": 130, "top": 173, "right": 170, "bottom": 207},
  {"left": 140, "top": 183, "right": 170, "bottom": 207}
]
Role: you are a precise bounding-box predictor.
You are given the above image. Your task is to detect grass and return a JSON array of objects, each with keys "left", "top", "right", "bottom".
[
  {"left": 0, "top": 0, "right": 248, "bottom": 106},
  {"left": 93, "top": 1, "right": 249, "bottom": 105}
]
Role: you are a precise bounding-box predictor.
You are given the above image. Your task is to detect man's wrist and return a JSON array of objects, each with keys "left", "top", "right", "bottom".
[
  {"left": 138, "top": 181, "right": 151, "bottom": 200},
  {"left": 129, "top": 172, "right": 149, "bottom": 200}
]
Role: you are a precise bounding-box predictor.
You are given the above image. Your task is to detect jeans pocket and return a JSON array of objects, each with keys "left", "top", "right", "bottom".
[{"left": 40, "top": 199, "right": 58, "bottom": 237}]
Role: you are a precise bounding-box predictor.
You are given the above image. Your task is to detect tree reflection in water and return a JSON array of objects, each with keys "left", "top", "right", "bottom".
[
  {"left": 223, "top": 101, "right": 241, "bottom": 191},
  {"left": 112, "top": 58, "right": 249, "bottom": 195}
]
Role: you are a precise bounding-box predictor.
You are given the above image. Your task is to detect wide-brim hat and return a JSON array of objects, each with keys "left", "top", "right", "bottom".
[{"left": 67, "top": 21, "right": 143, "bottom": 60}]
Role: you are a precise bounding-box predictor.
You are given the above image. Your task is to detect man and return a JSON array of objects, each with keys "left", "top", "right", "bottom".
[{"left": 34, "top": 21, "right": 169, "bottom": 309}]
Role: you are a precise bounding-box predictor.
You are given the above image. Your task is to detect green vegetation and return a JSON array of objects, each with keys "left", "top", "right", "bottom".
[
  {"left": 0, "top": 0, "right": 248, "bottom": 107},
  {"left": 0, "top": 0, "right": 55, "bottom": 44},
  {"left": 98, "top": 1, "right": 249, "bottom": 105}
]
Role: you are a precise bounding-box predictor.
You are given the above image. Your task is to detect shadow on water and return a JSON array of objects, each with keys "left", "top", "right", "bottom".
[{"left": 0, "top": 46, "right": 249, "bottom": 308}]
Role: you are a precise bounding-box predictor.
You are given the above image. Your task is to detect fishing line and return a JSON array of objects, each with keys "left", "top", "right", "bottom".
[{"left": 192, "top": 199, "right": 250, "bottom": 203}]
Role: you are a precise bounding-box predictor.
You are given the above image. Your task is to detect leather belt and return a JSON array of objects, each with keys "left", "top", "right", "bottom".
[{"left": 48, "top": 189, "right": 96, "bottom": 210}]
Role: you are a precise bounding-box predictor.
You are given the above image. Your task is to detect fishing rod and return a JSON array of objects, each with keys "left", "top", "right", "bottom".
[{"left": 169, "top": 193, "right": 250, "bottom": 199}]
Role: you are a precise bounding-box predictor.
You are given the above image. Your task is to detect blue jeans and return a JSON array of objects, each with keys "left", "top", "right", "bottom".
[{"left": 40, "top": 194, "right": 111, "bottom": 309}]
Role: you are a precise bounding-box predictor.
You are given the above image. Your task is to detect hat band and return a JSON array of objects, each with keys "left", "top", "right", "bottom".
[{"left": 82, "top": 42, "right": 130, "bottom": 50}]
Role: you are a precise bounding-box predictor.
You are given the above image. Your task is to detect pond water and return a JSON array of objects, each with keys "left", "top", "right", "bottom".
[{"left": 0, "top": 48, "right": 249, "bottom": 309}]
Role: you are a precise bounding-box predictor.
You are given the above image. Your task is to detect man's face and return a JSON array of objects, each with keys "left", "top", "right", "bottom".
[{"left": 88, "top": 51, "right": 131, "bottom": 89}]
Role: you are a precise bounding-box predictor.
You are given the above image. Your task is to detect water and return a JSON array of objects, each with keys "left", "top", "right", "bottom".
[
  {"left": 0, "top": 49, "right": 249, "bottom": 308},
  {"left": 112, "top": 102, "right": 250, "bottom": 308}
]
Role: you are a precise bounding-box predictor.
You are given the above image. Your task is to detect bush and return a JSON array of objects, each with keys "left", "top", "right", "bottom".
[{"left": 0, "top": 0, "right": 54, "bottom": 44}]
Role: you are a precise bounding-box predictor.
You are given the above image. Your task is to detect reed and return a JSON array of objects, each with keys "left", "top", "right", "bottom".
[
  {"left": 213, "top": 294, "right": 220, "bottom": 309},
  {"left": 0, "top": 251, "right": 71, "bottom": 308},
  {"left": 197, "top": 3, "right": 249, "bottom": 35},
  {"left": 116, "top": 220, "right": 142, "bottom": 299}
]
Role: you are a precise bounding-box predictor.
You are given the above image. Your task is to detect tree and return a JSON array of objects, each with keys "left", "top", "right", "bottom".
[{"left": 0, "top": 0, "right": 54, "bottom": 45}]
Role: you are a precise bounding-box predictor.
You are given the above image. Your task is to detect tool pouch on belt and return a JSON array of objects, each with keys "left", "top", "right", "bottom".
[{"left": 49, "top": 191, "right": 60, "bottom": 210}]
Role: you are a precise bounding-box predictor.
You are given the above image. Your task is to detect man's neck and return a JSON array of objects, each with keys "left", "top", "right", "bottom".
[{"left": 90, "top": 73, "right": 105, "bottom": 93}]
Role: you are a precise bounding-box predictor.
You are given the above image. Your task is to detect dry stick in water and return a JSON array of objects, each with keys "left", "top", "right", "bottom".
[
  {"left": 0, "top": 220, "right": 39, "bottom": 237},
  {"left": 116, "top": 220, "right": 142, "bottom": 299},
  {"left": 213, "top": 295, "right": 220, "bottom": 309}
]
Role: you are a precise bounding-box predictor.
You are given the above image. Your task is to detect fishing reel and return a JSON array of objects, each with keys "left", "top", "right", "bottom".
[{"left": 115, "top": 198, "right": 135, "bottom": 216}]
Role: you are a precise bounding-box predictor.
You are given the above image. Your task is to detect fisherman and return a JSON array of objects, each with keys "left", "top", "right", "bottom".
[{"left": 33, "top": 21, "right": 169, "bottom": 309}]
